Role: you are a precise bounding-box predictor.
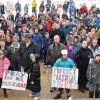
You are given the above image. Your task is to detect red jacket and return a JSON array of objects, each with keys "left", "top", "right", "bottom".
[
  {"left": 80, "top": 6, "right": 88, "bottom": 14},
  {"left": 46, "top": 18, "right": 53, "bottom": 33}
]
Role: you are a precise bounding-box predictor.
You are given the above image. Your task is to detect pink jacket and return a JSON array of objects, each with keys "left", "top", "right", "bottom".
[{"left": 0, "top": 57, "right": 10, "bottom": 78}]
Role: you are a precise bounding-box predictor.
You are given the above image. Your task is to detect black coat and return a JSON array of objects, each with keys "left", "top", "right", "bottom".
[
  {"left": 27, "top": 63, "right": 41, "bottom": 92},
  {"left": 75, "top": 47, "right": 93, "bottom": 71},
  {"left": 19, "top": 41, "right": 40, "bottom": 72}
]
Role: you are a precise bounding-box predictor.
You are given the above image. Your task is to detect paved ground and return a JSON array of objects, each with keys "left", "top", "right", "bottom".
[{"left": 0, "top": 63, "right": 89, "bottom": 100}]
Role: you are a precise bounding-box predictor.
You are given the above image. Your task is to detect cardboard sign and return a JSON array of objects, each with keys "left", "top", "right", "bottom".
[
  {"left": 2, "top": 70, "right": 28, "bottom": 91},
  {"left": 51, "top": 67, "right": 78, "bottom": 89}
]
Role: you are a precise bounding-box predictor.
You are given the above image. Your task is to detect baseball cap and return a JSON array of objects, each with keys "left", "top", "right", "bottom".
[{"left": 61, "top": 49, "right": 68, "bottom": 55}]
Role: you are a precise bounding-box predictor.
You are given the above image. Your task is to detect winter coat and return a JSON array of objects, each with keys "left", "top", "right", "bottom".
[
  {"left": 46, "top": 0, "right": 51, "bottom": 11},
  {"left": 6, "top": 43, "right": 20, "bottom": 70},
  {"left": 87, "top": 60, "right": 100, "bottom": 91},
  {"left": 46, "top": 18, "right": 53, "bottom": 33},
  {"left": 15, "top": 2, "right": 21, "bottom": 12},
  {"left": 0, "top": 57, "right": 10, "bottom": 78},
  {"left": 19, "top": 41, "right": 40, "bottom": 72},
  {"left": 72, "top": 43, "right": 81, "bottom": 54},
  {"left": 89, "top": 46, "right": 100, "bottom": 57},
  {"left": 27, "top": 63, "right": 41, "bottom": 92},
  {"left": 80, "top": 6, "right": 88, "bottom": 14},
  {"left": 31, "top": 32, "right": 44, "bottom": 49},
  {"left": 54, "top": 58, "right": 76, "bottom": 68},
  {"left": 39, "top": 28, "right": 46, "bottom": 38},
  {"left": 32, "top": 1, "right": 37, "bottom": 9},
  {"left": 69, "top": 6, "right": 76, "bottom": 15},
  {"left": 43, "top": 38, "right": 52, "bottom": 53},
  {"left": 75, "top": 47, "right": 93, "bottom": 70},
  {"left": 0, "top": 4, "right": 5, "bottom": 14},
  {"left": 39, "top": 4, "right": 45, "bottom": 12},
  {"left": 46, "top": 43, "right": 66, "bottom": 66},
  {"left": 63, "top": 3, "right": 69, "bottom": 12},
  {"left": 94, "top": 18, "right": 100, "bottom": 27},
  {"left": 68, "top": 49, "right": 76, "bottom": 64},
  {"left": 24, "top": 5, "right": 28, "bottom": 13}
]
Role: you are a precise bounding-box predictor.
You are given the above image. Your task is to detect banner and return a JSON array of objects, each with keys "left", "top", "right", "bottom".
[
  {"left": 51, "top": 67, "right": 78, "bottom": 89},
  {"left": 6, "top": 2, "right": 15, "bottom": 12},
  {"left": 1, "top": 70, "right": 28, "bottom": 91}
]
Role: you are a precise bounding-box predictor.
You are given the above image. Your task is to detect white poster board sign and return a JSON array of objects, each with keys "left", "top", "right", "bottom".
[
  {"left": 51, "top": 67, "right": 78, "bottom": 89},
  {"left": 2, "top": 70, "right": 28, "bottom": 91}
]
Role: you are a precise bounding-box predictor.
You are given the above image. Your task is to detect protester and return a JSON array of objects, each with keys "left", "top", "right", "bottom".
[
  {"left": 32, "top": 0, "right": 37, "bottom": 16},
  {"left": 0, "top": 0, "right": 100, "bottom": 99},
  {"left": 20, "top": 33, "right": 41, "bottom": 100},
  {"left": 6, "top": 35, "right": 20, "bottom": 71},
  {"left": 0, "top": 50, "right": 10, "bottom": 98},
  {"left": 75, "top": 40, "right": 93, "bottom": 93},
  {"left": 87, "top": 52, "right": 100, "bottom": 98},
  {"left": 53, "top": 49, "right": 76, "bottom": 99},
  {"left": 43, "top": 32, "right": 52, "bottom": 68}
]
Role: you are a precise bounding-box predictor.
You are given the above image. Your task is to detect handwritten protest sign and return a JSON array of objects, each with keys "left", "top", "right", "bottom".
[
  {"left": 1, "top": 70, "right": 28, "bottom": 91},
  {"left": 51, "top": 67, "right": 78, "bottom": 89}
]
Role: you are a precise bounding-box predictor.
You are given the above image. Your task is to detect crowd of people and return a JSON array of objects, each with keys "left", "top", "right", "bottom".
[{"left": 0, "top": 0, "right": 100, "bottom": 100}]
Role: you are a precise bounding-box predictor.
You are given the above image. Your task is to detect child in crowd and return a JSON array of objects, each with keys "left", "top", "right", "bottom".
[
  {"left": 87, "top": 52, "right": 100, "bottom": 98},
  {"left": 0, "top": 50, "right": 10, "bottom": 98},
  {"left": 43, "top": 32, "right": 52, "bottom": 68}
]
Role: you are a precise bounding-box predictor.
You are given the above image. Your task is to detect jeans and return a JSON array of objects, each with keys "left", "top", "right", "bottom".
[{"left": 32, "top": 91, "right": 41, "bottom": 97}]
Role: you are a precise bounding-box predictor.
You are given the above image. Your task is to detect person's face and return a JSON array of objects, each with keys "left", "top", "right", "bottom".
[
  {"left": 95, "top": 56, "right": 100, "bottom": 61},
  {"left": 24, "top": 37, "right": 30, "bottom": 43},
  {"left": 92, "top": 40, "right": 97, "bottom": 47},
  {"left": 35, "top": 29, "right": 38, "bottom": 33},
  {"left": 91, "top": 28, "right": 96, "bottom": 33},
  {"left": 39, "top": 25, "right": 43, "bottom": 30},
  {"left": 13, "top": 39, "right": 18, "bottom": 44},
  {"left": 0, "top": 51, "right": 4, "bottom": 59},
  {"left": 45, "top": 34, "right": 49, "bottom": 39},
  {"left": 6, "top": 35, "right": 11, "bottom": 41},
  {"left": 18, "top": 28, "right": 22, "bottom": 32},
  {"left": 54, "top": 36, "right": 60, "bottom": 45},
  {"left": 73, "top": 38, "right": 78, "bottom": 43},
  {"left": 82, "top": 41, "right": 88, "bottom": 48},
  {"left": 62, "top": 54, "right": 67, "bottom": 59},
  {"left": 68, "top": 45, "right": 72, "bottom": 50},
  {"left": 72, "top": 27, "right": 77, "bottom": 32}
]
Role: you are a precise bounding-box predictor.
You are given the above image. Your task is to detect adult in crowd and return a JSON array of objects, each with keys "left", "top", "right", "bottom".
[
  {"left": 46, "top": 35, "right": 66, "bottom": 92},
  {"left": 20, "top": 33, "right": 41, "bottom": 100},
  {"left": 75, "top": 40, "right": 93, "bottom": 93}
]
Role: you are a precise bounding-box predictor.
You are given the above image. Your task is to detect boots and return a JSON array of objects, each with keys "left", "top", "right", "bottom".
[
  {"left": 89, "top": 91, "right": 94, "bottom": 98},
  {"left": 95, "top": 91, "right": 100, "bottom": 98},
  {"left": 4, "top": 89, "right": 8, "bottom": 98},
  {"left": 54, "top": 94, "right": 61, "bottom": 99}
]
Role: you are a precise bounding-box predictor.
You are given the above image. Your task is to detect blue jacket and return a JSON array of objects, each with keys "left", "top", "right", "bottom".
[
  {"left": 53, "top": 58, "right": 76, "bottom": 68},
  {"left": 31, "top": 32, "right": 44, "bottom": 49},
  {"left": 94, "top": 18, "right": 100, "bottom": 26},
  {"left": 69, "top": 6, "right": 76, "bottom": 15},
  {"left": 63, "top": 3, "right": 69, "bottom": 11},
  {"left": 43, "top": 38, "right": 52, "bottom": 52}
]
